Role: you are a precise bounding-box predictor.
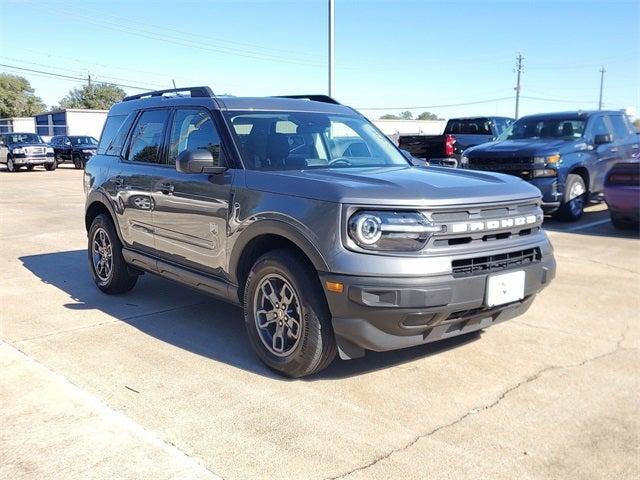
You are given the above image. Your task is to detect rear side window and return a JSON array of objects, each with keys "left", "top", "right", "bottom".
[
  {"left": 126, "top": 110, "right": 169, "bottom": 164},
  {"left": 97, "top": 115, "right": 126, "bottom": 155},
  {"left": 446, "top": 119, "right": 492, "bottom": 135},
  {"left": 607, "top": 115, "right": 632, "bottom": 141}
]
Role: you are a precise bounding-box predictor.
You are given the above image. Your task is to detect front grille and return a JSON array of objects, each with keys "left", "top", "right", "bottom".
[
  {"left": 451, "top": 247, "right": 541, "bottom": 277},
  {"left": 467, "top": 156, "right": 534, "bottom": 180},
  {"left": 25, "top": 146, "right": 46, "bottom": 155}
]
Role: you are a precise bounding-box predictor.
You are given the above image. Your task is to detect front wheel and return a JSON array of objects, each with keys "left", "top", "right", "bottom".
[
  {"left": 611, "top": 214, "right": 638, "bottom": 231},
  {"left": 554, "top": 174, "right": 586, "bottom": 222},
  {"left": 88, "top": 214, "right": 138, "bottom": 294},
  {"left": 6, "top": 157, "right": 17, "bottom": 172},
  {"left": 244, "top": 249, "right": 336, "bottom": 378}
]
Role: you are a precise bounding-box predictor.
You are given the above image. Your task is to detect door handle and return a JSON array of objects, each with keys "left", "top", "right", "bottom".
[{"left": 157, "top": 183, "right": 175, "bottom": 195}]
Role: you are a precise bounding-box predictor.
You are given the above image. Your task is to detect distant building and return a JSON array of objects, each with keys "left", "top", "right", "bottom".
[
  {"left": 0, "top": 117, "right": 36, "bottom": 134},
  {"left": 372, "top": 119, "right": 447, "bottom": 136},
  {"left": 34, "top": 108, "right": 108, "bottom": 139}
]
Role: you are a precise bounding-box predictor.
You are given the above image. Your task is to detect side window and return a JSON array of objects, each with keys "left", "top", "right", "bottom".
[
  {"left": 126, "top": 110, "right": 169, "bottom": 164},
  {"left": 97, "top": 115, "right": 126, "bottom": 155},
  {"left": 607, "top": 115, "right": 631, "bottom": 141},
  {"left": 168, "top": 109, "right": 223, "bottom": 167},
  {"left": 590, "top": 116, "right": 610, "bottom": 138}
]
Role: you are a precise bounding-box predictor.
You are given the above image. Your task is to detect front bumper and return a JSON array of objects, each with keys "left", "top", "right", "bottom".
[
  {"left": 529, "top": 177, "right": 563, "bottom": 212},
  {"left": 319, "top": 253, "right": 555, "bottom": 359},
  {"left": 12, "top": 153, "right": 54, "bottom": 165}
]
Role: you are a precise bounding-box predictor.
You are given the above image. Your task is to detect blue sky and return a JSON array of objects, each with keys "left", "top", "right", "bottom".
[{"left": 1, "top": 0, "right": 638, "bottom": 119}]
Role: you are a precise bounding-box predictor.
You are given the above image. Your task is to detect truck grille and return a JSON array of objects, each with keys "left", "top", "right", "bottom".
[
  {"left": 466, "top": 156, "right": 534, "bottom": 180},
  {"left": 451, "top": 247, "right": 541, "bottom": 277},
  {"left": 25, "top": 146, "right": 46, "bottom": 156}
]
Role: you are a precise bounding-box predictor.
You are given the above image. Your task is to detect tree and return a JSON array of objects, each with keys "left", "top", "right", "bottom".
[
  {"left": 399, "top": 110, "right": 413, "bottom": 120},
  {"left": 0, "top": 74, "right": 46, "bottom": 117},
  {"left": 379, "top": 113, "right": 400, "bottom": 120},
  {"left": 58, "top": 84, "right": 126, "bottom": 110},
  {"left": 633, "top": 118, "right": 640, "bottom": 132},
  {"left": 417, "top": 111, "right": 443, "bottom": 120}
]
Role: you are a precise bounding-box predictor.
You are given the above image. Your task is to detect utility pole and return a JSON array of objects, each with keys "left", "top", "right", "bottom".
[
  {"left": 328, "top": 0, "right": 335, "bottom": 97},
  {"left": 514, "top": 53, "right": 524, "bottom": 119},
  {"left": 87, "top": 73, "right": 91, "bottom": 87},
  {"left": 598, "top": 67, "right": 606, "bottom": 110}
]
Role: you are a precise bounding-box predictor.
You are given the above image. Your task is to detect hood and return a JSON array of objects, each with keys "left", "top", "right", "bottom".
[
  {"left": 467, "top": 138, "right": 576, "bottom": 157},
  {"left": 9, "top": 142, "right": 47, "bottom": 148},
  {"left": 244, "top": 166, "right": 541, "bottom": 206}
]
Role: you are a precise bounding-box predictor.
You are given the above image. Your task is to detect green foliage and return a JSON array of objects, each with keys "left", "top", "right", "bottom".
[
  {"left": 58, "top": 84, "right": 126, "bottom": 110},
  {"left": 399, "top": 110, "right": 413, "bottom": 120},
  {"left": 417, "top": 111, "right": 443, "bottom": 120},
  {"left": 379, "top": 113, "right": 400, "bottom": 119},
  {"left": 0, "top": 74, "right": 46, "bottom": 117}
]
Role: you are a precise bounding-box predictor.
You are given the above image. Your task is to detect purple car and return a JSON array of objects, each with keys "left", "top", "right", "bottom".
[{"left": 604, "top": 160, "right": 640, "bottom": 230}]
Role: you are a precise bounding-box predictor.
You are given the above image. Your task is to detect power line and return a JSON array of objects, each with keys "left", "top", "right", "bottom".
[{"left": 358, "top": 97, "right": 514, "bottom": 110}]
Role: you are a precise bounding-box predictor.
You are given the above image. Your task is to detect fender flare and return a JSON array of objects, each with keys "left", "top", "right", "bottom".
[
  {"left": 228, "top": 219, "right": 329, "bottom": 285},
  {"left": 85, "top": 189, "right": 124, "bottom": 241}
]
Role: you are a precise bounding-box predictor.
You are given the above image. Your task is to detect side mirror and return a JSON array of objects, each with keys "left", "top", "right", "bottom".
[
  {"left": 176, "top": 149, "right": 227, "bottom": 174},
  {"left": 594, "top": 133, "right": 613, "bottom": 145}
]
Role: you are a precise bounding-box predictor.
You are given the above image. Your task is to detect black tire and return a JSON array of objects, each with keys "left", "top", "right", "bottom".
[
  {"left": 244, "top": 249, "right": 336, "bottom": 378},
  {"left": 611, "top": 214, "right": 638, "bottom": 231},
  {"left": 73, "top": 154, "right": 84, "bottom": 169},
  {"left": 55, "top": 153, "right": 63, "bottom": 164},
  {"left": 44, "top": 160, "right": 57, "bottom": 171},
  {"left": 88, "top": 214, "right": 138, "bottom": 294},
  {"left": 554, "top": 173, "right": 586, "bottom": 222},
  {"left": 25, "top": 165, "right": 34, "bottom": 171},
  {"left": 6, "top": 156, "right": 17, "bottom": 172}
]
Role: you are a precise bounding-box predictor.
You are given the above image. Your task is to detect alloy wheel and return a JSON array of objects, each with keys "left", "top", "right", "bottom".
[
  {"left": 253, "top": 274, "right": 303, "bottom": 357},
  {"left": 92, "top": 227, "right": 113, "bottom": 283}
]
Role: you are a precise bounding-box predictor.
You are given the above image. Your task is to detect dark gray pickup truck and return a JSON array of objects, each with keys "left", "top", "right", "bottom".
[{"left": 399, "top": 116, "right": 513, "bottom": 167}]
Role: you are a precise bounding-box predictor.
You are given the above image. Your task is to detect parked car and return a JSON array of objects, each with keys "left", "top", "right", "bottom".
[
  {"left": 399, "top": 116, "right": 513, "bottom": 167},
  {"left": 0, "top": 132, "right": 56, "bottom": 172},
  {"left": 463, "top": 111, "right": 640, "bottom": 221},
  {"left": 84, "top": 86, "right": 555, "bottom": 377},
  {"left": 604, "top": 160, "right": 639, "bottom": 230},
  {"left": 50, "top": 135, "right": 99, "bottom": 169}
]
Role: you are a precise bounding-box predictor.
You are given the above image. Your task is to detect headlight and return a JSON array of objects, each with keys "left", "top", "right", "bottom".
[
  {"left": 347, "top": 210, "right": 443, "bottom": 251},
  {"left": 46, "top": 147, "right": 54, "bottom": 153},
  {"left": 533, "top": 154, "right": 561, "bottom": 166},
  {"left": 82, "top": 149, "right": 95, "bottom": 154},
  {"left": 12, "top": 147, "right": 25, "bottom": 154}
]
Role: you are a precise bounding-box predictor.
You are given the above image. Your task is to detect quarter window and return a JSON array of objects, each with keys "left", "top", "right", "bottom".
[
  {"left": 168, "top": 109, "right": 223, "bottom": 166},
  {"left": 126, "top": 110, "right": 169, "bottom": 164}
]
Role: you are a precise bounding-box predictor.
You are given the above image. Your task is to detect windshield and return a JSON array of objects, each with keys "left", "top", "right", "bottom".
[
  {"left": 6, "top": 133, "right": 44, "bottom": 144},
  {"left": 70, "top": 136, "right": 98, "bottom": 146},
  {"left": 498, "top": 117, "right": 586, "bottom": 141},
  {"left": 225, "top": 112, "right": 409, "bottom": 170},
  {"left": 446, "top": 118, "right": 493, "bottom": 135}
]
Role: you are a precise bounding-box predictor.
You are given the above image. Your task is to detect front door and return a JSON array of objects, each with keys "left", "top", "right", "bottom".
[
  {"left": 588, "top": 115, "right": 618, "bottom": 192},
  {"left": 151, "top": 108, "right": 234, "bottom": 278}
]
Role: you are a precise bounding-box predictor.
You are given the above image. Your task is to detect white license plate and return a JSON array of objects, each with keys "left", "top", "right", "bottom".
[{"left": 485, "top": 270, "right": 525, "bottom": 307}]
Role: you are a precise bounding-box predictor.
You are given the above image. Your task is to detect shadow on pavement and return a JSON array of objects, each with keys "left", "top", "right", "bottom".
[
  {"left": 19, "top": 249, "right": 480, "bottom": 381},
  {"left": 542, "top": 204, "right": 639, "bottom": 239}
]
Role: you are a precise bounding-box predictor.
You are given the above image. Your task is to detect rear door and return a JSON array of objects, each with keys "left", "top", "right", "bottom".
[
  {"left": 151, "top": 107, "right": 234, "bottom": 278},
  {"left": 111, "top": 109, "right": 171, "bottom": 255}
]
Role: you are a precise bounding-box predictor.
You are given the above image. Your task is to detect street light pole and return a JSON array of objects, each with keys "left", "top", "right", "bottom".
[{"left": 328, "top": 0, "right": 335, "bottom": 97}]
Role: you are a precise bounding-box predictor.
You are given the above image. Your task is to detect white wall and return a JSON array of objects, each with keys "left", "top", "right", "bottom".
[
  {"left": 66, "top": 110, "right": 108, "bottom": 138},
  {"left": 12, "top": 117, "right": 36, "bottom": 133},
  {"left": 372, "top": 119, "right": 447, "bottom": 136}
]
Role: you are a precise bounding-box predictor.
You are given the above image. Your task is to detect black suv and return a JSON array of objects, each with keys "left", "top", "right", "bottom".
[
  {"left": 84, "top": 87, "right": 555, "bottom": 377},
  {"left": 50, "top": 135, "right": 99, "bottom": 169}
]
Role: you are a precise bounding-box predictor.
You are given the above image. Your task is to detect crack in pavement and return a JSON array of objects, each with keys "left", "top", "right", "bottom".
[
  {"left": 326, "top": 327, "right": 635, "bottom": 480},
  {"left": 585, "top": 258, "right": 639, "bottom": 275}
]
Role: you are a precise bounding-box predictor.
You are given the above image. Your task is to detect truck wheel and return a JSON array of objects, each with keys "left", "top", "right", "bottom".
[
  {"left": 244, "top": 249, "right": 336, "bottom": 378},
  {"left": 25, "top": 165, "right": 34, "bottom": 171},
  {"left": 73, "top": 154, "right": 84, "bottom": 169},
  {"left": 6, "top": 157, "right": 16, "bottom": 172},
  {"left": 88, "top": 214, "right": 138, "bottom": 294},
  {"left": 554, "top": 174, "right": 586, "bottom": 222},
  {"left": 44, "top": 160, "right": 57, "bottom": 171}
]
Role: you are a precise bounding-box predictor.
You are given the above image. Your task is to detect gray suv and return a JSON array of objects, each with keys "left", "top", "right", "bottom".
[{"left": 84, "top": 87, "right": 556, "bottom": 377}]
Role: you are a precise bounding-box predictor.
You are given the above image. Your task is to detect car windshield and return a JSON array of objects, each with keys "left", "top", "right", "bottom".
[
  {"left": 225, "top": 112, "right": 409, "bottom": 170},
  {"left": 6, "top": 133, "right": 44, "bottom": 144},
  {"left": 498, "top": 118, "right": 586, "bottom": 141},
  {"left": 70, "top": 136, "right": 98, "bottom": 146}
]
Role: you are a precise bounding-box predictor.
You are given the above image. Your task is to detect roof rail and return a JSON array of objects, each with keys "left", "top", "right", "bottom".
[
  {"left": 274, "top": 95, "right": 341, "bottom": 105},
  {"left": 122, "top": 86, "right": 214, "bottom": 102}
]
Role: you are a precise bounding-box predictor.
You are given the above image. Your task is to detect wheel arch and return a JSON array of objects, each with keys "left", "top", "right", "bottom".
[
  {"left": 84, "top": 192, "right": 124, "bottom": 241},
  {"left": 569, "top": 165, "right": 590, "bottom": 192}
]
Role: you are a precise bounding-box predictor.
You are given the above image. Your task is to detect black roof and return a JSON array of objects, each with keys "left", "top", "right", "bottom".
[{"left": 110, "top": 86, "right": 358, "bottom": 117}]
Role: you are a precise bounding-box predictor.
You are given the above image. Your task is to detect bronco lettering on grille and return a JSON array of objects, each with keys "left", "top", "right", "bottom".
[{"left": 450, "top": 215, "right": 539, "bottom": 233}]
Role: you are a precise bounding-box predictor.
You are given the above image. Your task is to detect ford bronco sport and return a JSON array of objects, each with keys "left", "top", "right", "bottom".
[{"left": 84, "top": 87, "right": 556, "bottom": 377}]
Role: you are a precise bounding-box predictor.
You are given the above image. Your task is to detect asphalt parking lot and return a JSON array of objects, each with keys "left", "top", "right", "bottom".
[{"left": 1, "top": 165, "right": 639, "bottom": 480}]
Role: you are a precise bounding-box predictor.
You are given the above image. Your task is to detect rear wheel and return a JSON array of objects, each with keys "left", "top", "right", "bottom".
[
  {"left": 554, "top": 174, "right": 586, "bottom": 222},
  {"left": 25, "top": 165, "right": 34, "bottom": 171},
  {"left": 73, "top": 154, "right": 84, "bottom": 169},
  {"left": 244, "top": 249, "right": 336, "bottom": 378},
  {"left": 88, "top": 214, "right": 138, "bottom": 294},
  {"left": 44, "top": 160, "right": 57, "bottom": 171}
]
